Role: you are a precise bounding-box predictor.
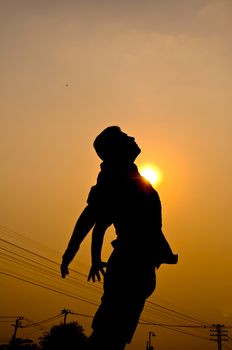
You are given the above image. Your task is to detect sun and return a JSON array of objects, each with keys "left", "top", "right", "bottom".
[{"left": 139, "top": 164, "right": 163, "bottom": 186}]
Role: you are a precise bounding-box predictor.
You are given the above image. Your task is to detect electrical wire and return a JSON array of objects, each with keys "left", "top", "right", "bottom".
[
  {"left": 139, "top": 321, "right": 210, "bottom": 328},
  {"left": 69, "top": 311, "right": 93, "bottom": 319},
  {"left": 0, "top": 270, "right": 99, "bottom": 306},
  {"left": 1, "top": 224, "right": 230, "bottom": 347},
  {"left": 146, "top": 300, "right": 211, "bottom": 326},
  {"left": 22, "top": 314, "right": 63, "bottom": 328},
  {"left": 157, "top": 323, "right": 210, "bottom": 341},
  {"left": 139, "top": 315, "right": 211, "bottom": 342},
  {"left": 0, "top": 237, "right": 103, "bottom": 306},
  {"left": 0, "top": 240, "right": 210, "bottom": 328}
]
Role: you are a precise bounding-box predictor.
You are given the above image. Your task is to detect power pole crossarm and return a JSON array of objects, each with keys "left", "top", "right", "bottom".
[
  {"left": 210, "top": 324, "right": 228, "bottom": 350},
  {"left": 10, "top": 316, "right": 23, "bottom": 349},
  {"left": 61, "top": 309, "right": 71, "bottom": 325},
  {"left": 146, "top": 331, "right": 155, "bottom": 350}
]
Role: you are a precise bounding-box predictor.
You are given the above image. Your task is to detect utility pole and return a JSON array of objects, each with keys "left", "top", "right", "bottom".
[
  {"left": 10, "top": 316, "right": 23, "bottom": 349},
  {"left": 146, "top": 331, "right": 155, "bottom": 350},
  {"left": 61, "top": 309, "right": 71, "bottom": 325},
  {"left": 210, "top": 324, "right": 228, "bottom": 350}
]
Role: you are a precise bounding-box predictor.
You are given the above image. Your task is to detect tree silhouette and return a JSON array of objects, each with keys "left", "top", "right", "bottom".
[
  {"left": 13, "top": 338, "right": 38, "bottom": 350},
  {"left": 0, "top": 338, "right": 39, "bottom": 350},
  {"left": 39, "top": 322, "right": 87, "bottom": 350}
]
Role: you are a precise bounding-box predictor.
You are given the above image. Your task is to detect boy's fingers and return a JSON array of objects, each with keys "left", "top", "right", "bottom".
[
  {"left": 100, "top": 268, "right": 105, "bottom": 275},
  {"left": 89, "top": 273, "right": 95, "bottom": 282},
  {"left": 87, "top": 272, "right": 91, "bottom": 281},
  {"left": 92, "top": 268, "right": 96, "bottom": 282},
  {"left": 88, "top": 267, "right": 94, "bottom": 282},
  {"left": 96, "top": 271, "right": 101, "bottom": 281},
  {"left": 88, "top": 262, "right": 107, "bottom": 283},
  {"left": 61, "top": 264, "right": 69, "bottom": 279}
]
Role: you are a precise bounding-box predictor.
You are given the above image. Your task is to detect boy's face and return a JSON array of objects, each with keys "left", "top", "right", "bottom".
[{"left": 115, "top": 131, "right": 141, "bottom": 162}]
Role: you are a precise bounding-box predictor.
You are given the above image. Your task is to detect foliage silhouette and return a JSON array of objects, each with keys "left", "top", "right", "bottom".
[
  {"left": 0, "top": 338, "right": 38, "bottom": 350},
  {"left": 39, "top": 322, "right": 87, "bottom": 350}
]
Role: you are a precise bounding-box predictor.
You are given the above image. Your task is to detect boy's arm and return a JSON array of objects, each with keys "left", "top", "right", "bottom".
[
  {"left": 61, "top": 205, "right": 96, "bottom": 278},
  {"left": 87, "top": 222, "right": 110, "bottom": 282}
]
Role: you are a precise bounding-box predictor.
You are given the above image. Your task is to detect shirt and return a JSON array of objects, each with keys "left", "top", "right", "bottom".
[{"left": 87, "top": 162, "right": 175, "bottom": 267}]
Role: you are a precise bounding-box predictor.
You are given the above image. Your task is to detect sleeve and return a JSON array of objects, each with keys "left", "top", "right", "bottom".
[{"left": 87, "top": 185, "right": 113, "bottom": 226}]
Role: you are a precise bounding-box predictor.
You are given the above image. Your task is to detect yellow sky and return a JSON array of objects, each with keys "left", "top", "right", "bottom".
[{"left": 1, "top": 0, "right": 232, "bottom": 348}]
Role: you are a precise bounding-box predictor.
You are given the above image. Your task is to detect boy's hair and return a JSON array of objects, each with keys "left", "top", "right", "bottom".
[{"left": 93, "top": 126, "right": 122, "bottom": 161}]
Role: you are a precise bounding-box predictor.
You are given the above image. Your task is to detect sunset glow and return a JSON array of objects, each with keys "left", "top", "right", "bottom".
[
  {"left": 139, "top": 164, "right": 163, "bottom": 186},
  {"left": 0, "top": 1, "right": 231, "bottom": 350}
]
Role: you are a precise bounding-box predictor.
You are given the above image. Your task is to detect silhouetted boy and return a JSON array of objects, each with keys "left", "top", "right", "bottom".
[{"left": 61, "top": 126, "right": 178, "bottom": 350}]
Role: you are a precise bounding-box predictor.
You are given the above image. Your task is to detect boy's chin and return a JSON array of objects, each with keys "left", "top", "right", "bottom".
[
  {"left": 132, "top": 145, "right": 141, "bottom": 159},
  {"left": 113, "top": 145, "right": 141, "bottom": 163},
  {"left": 129, "top": 148, "right": 141, "bottom": 162}
]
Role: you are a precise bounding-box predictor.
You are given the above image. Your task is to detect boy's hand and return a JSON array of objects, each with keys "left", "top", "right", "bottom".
[
  {"left": 88, "top": 261, "right": 107, "bottom": 282},
  {"left": 60, "top": 261, "right": 69, "bottom": 279},
  {"left": 61, "top": 247, "right": 80, "bottom": 279}
]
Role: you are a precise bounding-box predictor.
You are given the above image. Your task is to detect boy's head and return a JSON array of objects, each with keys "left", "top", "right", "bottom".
[{"left": 94, "top": 126, "right": 141, "bottom": 162}]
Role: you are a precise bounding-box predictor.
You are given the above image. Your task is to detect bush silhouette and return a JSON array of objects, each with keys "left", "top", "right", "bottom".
[{"left": 39, "top": 322, "right": 87, "bottom": 350}]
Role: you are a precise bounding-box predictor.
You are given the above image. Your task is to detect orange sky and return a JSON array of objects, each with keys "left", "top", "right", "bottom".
[{"left": 1, "top": 1, "right": 232, "bottom": 349}]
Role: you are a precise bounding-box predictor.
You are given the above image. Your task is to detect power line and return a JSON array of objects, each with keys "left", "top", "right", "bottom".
[
  {"left": 69, "top": 311, "right": 93, "bottom": 319},
  {"left": 0, "top": 238, "right": 61, "bottom": 270},
  {"left": 0, "top": 237, "right": 103, "bottom": 304},
  {"left": 0, "top": 237, "right": 102, "bottom": 290},
  {"left": 158, "top": 323, "right": 210, "bottom": 341},
  {"left": 18, "top": 315, "right": 63, "bottom": 339},
  {"left": 1, "top": 234, "right": 202, "bottom": 326},
  {"left": 0, "top": 225, "right": 88, "bottom": 278},
  {"left": 0, "top": 271, "right": 99, "bottom": 306},
  {"left": 0, "top": 260, "right": 221, "bottom": 340},
  {"left": 139, "top": 316, "right": 211, "bottom": 341},
  {"left": 139, "top": 321, "right": 210, "bottom": 328},
  {"left": 0, "top": 248, "right": 100, "bottom": 295},
  {"left": 1, "top": 223, "right": 228, "bottom": 342},
  {"left": 146, "top": 300, "right": 211, "bottom": 326},
  {"left": 0, "top": 260, "right": 102, "bottom": 309},
  {"left": 223, "top": 344, "right": 232, "bottom": 350},
  {"left": 0, "top": 242, "right": 210, "bottom": 328},
  {"left": 2, "top": 307, "right": 229, "bottom": 346},
  {"left": 0, "top": 246, "right": 58, "bottom": 273},
  {"left": 22, "top": 314, "right": 63, "bottom": 328}
]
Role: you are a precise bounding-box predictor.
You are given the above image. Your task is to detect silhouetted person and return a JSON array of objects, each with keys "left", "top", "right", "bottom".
[{"left": 61, "top": 126, "right": 178, "bottom": 350}]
